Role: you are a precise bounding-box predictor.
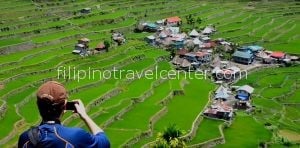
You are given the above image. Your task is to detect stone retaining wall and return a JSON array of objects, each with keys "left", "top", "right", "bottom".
[{"left": 0, "top": 41, "right": 34, "bottom": 55}]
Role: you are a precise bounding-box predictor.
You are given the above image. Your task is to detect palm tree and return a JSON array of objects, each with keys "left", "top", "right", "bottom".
[
  {"left": 152, "top": 124, "right": 186, "bottom": 148},
  {"left": 162, "top": 124, "right": 182, "bottom": 142}
]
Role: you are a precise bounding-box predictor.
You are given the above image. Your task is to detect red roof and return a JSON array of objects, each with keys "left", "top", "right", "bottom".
[
  {"left": 166, "top": 16, "right": 181, "bottom": 23},
  {"left": 270, "top": 51, "right": 285, "bottom": 59},
  {"left": 195, "top": 52, "right": 209, "bottom": 57},
  {"left": 95, "top": 43, "right": 105, "bottom": 49},
  {"left": 176, "top": 49, "right": 188, "bottom": 55}
]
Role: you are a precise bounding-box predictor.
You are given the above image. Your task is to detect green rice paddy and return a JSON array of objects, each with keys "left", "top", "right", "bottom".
[{"left": 0, "top": 0, "right": 299, "bottom": 147}]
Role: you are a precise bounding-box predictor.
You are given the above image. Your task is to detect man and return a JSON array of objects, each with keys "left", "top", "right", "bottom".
[{"left": 18, "top": 81, "right": 110, "bottom": 148}]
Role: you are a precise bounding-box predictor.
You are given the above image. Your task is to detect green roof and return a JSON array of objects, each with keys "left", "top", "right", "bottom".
[{"left": 233, "top": 51, "right": 253, "bottom": 59}]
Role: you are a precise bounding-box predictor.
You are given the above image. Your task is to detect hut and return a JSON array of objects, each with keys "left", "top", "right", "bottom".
[
  {"left": 214, "top": 85, "right": 229, "bottom": 101},
  {"left": 202, "top": 26, "right": 215, "bottom": 35},
  {"left": 112, "top": 32, "right": 126, "bottom": 45},
  {"left": 81, "top": 8, "right": 91, "bottom": 13},
  {"left": 145, "top": 35, "right": 156, "bottom": 45},
  {"left": 189, "top": 29, "right": 200, "bottom": 38},
  {"left": 203, "top": 101, "right": 233, "bottom": 120},
  {"left": 95, "top": 42, "right": 106, "bottom": 52},
  {"left": 73, "top": 38, "right": 90, "bottom": 55}
]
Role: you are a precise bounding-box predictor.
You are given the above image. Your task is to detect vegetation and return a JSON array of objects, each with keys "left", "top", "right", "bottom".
[
  {"left": 0, "top": 0, "right": 299, "bottom": 147},
  {"left": 152, "top": 124, "right": 186, "bottom": 148}
]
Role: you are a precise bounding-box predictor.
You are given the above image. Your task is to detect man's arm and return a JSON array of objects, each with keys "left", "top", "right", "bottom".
[{"left": 74, "top": 100, "right": 103, "bottom": 135}]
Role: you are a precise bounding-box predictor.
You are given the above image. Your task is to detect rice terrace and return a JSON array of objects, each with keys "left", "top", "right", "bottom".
[{"left": 0, "top": 0, "right": 300, "bottom": 147}]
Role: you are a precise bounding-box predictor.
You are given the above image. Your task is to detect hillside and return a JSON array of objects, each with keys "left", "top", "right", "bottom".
[{"left": 0, "top": 0, "right": 299, "bottom": 147}]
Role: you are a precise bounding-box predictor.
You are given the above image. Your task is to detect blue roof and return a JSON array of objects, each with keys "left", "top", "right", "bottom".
[
  {"left": 237, "top": 95, "right": 249, "bottom": 101},
  {"left": 146, "top": 23, "right": 157, "bottom": 28},
  {"left": 247, "top": 45, "right": 263, "bottom": 52},
  {"left": 233, "top": 51, "right": 253, "bottom": 59}
]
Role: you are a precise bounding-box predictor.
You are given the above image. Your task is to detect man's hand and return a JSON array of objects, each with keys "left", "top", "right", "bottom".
[
  {"left": 74, "top": 99, "right": 88, "bottom": 119},
  {"left": 73, "top": 99, "right": 103, "bottom": 134}
]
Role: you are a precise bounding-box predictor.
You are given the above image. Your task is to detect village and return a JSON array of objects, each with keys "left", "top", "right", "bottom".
[
  {"left": 135, "top": 16, "right": 300, "bottom": 121},
  {"left": 70, "top": 15, "right": 299, "bottom": 121}
]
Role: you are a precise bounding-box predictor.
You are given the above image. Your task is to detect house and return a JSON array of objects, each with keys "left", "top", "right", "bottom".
[
  {"left": 112, "top": 32, "right": 126, "bottom": 45},
  {"left": 73, "top": 38, "right": 90, "bottom": 55},
  {"left": 172, "top": 55, "right": 184, "bottom": 65},
  {"left": 168, "top": 27, "right": 180, "bottom": 34},
  {"left": 195, "top": 51, "right": 211, "bottom": 63},
  {"left": 145, "top": 35, "right": 156, "bottom": 45},
  {"left": 236, "top": 85, "right": 254, "bottom": 101},
  {"left": 214, "top": 85, "right": 229, "bottom": 101},
  {"left": 171, "top": 38, "right": 184, "bottom": 49},
  {"left": 234, "top": 85, "right": 254, "bottom": 109},
  {"left": 183, "top": 53, "right": 201, "bottom": 68},
  {"left": 166, "top": 16, "right": 181, "bottom": 26},
  {"left": 193, "top": 38, "right": 202, "bottom": 45},
  {"left": 203, "top": 101, "right": 233, "bottom": 120},
  {"left": 81, "top": 8, "right": 91, "bottom": 13},
  {"left": 95, "top": 42, "right": 106, "bottom": 52},
  {"left": 247, "top": 45, "right": 264, "bottom": 53},
  {"left": 156, "top": 20, "right": 164, "bottom": 26},
  {"left": 159, "top": 31, "right": 168, "bottom": 39},
  {"left": 202, "top": 26, "right": 215, "bottom": 35},
  {"left": 189, "top": 29, "right": 200, "bottom": 38},
  {"left": 232, "top": 50, "right": 254, "bottom": 64},
  {"left": 78, "top": 38, "right": 90, "bottom": 46},
  {"left": 181, "top": 59, "right": 192, "bottom": 69},
  {"left": 176, "top": 48, "right": 188, "bottom": 56},
  {"left": 200, "top": 41, "right": 216, "bottom": 49},
  {"left": 184, "top": 53, "right": 198, "bottom": 62},
  {"left": 73, "top": 44, "right": 85, "bottom": 54},
  {"left": 270, "top": 51, "right": 286, "bottom": 60},
  {"left": 290, "top": 56, "right": 299, "bottom": 61},
  {"left": 144, "top": 23, "right": 158, "bottom": 32},
  {"left": 201, "top": 36, "right": 211, "bottom": 42}
]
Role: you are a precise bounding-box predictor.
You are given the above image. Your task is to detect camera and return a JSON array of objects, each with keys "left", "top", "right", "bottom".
[{"left": 65, "top": 101, "right": 78, "bottom": 110}]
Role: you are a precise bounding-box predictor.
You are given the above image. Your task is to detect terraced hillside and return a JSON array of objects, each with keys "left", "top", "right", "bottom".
[{"left": 0, "top": 0, "right": 299, "bottom": 147}]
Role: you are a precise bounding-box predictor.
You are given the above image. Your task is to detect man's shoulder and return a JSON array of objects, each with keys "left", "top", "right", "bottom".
[
  {"left": 19, "top": 129, "right": 29, "bottom": 140},
  {"left": 57, "top": 125, "right": 90, "bottom": 137},
  {"left": 18, "top": 129, "right": 30, "bottom": 147}
]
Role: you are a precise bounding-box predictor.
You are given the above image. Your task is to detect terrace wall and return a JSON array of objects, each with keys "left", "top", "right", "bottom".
[{"left": 0, "top": 41, "right": 34, "bottom": 55}]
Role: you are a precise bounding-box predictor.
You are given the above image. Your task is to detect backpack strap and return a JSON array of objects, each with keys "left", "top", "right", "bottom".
[{"left": 27, "top": 126, "right": 41, "bottom": 147}]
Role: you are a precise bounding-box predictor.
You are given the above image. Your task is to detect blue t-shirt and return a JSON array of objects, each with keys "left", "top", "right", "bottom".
[{"left": 18, "top": 123, "right": 110, "bottom": 148}]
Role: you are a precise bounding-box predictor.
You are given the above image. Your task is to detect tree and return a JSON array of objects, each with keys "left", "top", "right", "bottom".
[
  {"left": 103, "top": 40, "right": 110, "bottom": 52},
  {"left": 196, "top": 17, "right": 202, "bottom": 25},
  {"left": 186, "top": 14, "right": 195, "bottom": 27},
  {"left": 152, "top": 124, "right": 186, "bottom": 148}
]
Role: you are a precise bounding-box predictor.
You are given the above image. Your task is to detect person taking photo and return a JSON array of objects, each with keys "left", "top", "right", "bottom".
[{"left": 18, "top": 81, "right": 110, "bottom": 148}]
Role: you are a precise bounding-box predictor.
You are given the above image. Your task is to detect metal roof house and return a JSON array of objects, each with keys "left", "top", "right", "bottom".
[
  {"left": 145, "top": 35, "right": 156, "bottom": 45},
  {"left": 189, "top": 29, "right": 200, "bottom": 38},
  {"left": 247, "top": 45, "right": 264, "bottom": 53},
  {"left": 166, "top": 16, "right": 181, "bottom": 26},
  {"left": 270, "top": 51, "right": 286, "bottom": 59},
  {"left": 236, "top": 85, "right": 254, "bottom": 101},
  {"left": 73, "top": 38, "right": 90, "bottom": 55},
  {"left": 232, "top": 50, "right": 254, "bottom": 64},
  {"left": 144, "top": 23, "right": 158, "bottom": 32},
  {"left": 214, "top": 85, "right": 229, "bottom": 100},
  {"left": 203, "top": 101, "right": 233, "bottom": 120}
]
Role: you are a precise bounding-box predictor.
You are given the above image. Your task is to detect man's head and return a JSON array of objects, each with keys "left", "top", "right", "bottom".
[{"left": 37, "top": 81, "right": 68, "bottom": 121}]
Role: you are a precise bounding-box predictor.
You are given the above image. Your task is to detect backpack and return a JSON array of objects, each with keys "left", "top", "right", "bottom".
[{"left": 27, "top": 126, "right": 43, "bottom": 148}]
